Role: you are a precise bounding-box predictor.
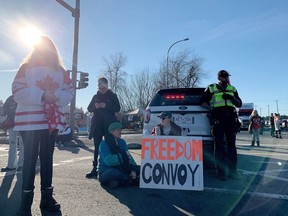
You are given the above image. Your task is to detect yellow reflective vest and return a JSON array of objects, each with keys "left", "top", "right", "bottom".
[{"left": 208, "top": 83, "right": 237, "bottom": 108}]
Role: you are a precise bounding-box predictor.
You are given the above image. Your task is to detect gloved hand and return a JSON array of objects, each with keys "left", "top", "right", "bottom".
[{"left": 222, "top": 93, "right": 234, "bottom": 100}]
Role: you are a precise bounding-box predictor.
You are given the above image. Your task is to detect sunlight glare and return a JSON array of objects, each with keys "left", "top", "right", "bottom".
[{"left": 19, "top": 26, "right": 42, "bottom": 47}]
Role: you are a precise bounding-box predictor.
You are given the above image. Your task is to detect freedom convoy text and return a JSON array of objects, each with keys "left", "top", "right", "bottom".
[{"left": 140, "top": 136, "right": 203, "bottom": 191}]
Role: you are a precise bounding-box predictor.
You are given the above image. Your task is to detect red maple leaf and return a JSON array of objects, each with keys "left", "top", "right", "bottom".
[{"left": 36, "top": 75, "right": 59, "bottom": 91}]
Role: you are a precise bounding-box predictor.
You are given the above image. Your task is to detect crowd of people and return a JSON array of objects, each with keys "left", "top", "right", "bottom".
[{"left": 0, "top": 34, "right": 286, "bottom": 215}]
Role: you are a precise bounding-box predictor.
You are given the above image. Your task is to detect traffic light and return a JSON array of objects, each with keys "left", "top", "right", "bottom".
[{"left": 78, "top": 72, "right": 89, "bottom": 89}]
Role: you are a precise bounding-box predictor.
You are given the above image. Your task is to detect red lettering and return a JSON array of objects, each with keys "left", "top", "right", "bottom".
[
  {"left": 141, "top": 138, "right": 151, "bottom": 160},
  {"left": 175, "top": 140, "right": 184, "bottom": 160},
  {"left": 191, "top": 140, "right": 203, "bottom": 161},
  {"left": 167, "top": 139, "right": 175, "bottom": 160},
  {"left": 184, "top": 140, "right": 192, "bottom": 160},
  {"left": 158, "top": 139, "right": 167, "bottom": 160},
  {"left": 142, "top": 137, "right": 202, "bottom": 161},
  {"left": 150, "top": 139, "right": 159, "bottom": 160}
]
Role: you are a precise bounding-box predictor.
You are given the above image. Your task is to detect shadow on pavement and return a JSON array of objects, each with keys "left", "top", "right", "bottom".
[
  {"left": 103, "top": 185, "right": 202, "bottom": 216},
  {"left": 0, "top": 172, "right": 22, "bottom": 215},
  {"left": 55, "top": 137, "right": 94, "bottom": 154},
  {"left": 40, "top": 209, "right": 62, "bottom": 216}
]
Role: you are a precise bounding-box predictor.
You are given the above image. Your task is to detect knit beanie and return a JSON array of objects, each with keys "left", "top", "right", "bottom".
[{"left": 108, "top": 122, "right": 122, "bottom": 132}]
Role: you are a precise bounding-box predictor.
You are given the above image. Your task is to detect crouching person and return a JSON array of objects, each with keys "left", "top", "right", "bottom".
[
  {"left": 55, "top": 122, "right": 72, "bottom": 146},
  {"left": 98, "top": 122, "right": 140, "bottom": 189}
]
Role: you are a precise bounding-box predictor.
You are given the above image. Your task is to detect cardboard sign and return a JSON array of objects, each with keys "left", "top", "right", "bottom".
[{"left": 140, "top": 135, "right": 203, "bottom": 191}]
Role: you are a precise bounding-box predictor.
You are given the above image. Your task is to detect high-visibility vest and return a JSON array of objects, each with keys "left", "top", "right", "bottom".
[{"left": 208, "top": 83, "right": 237, "bottom": 108}]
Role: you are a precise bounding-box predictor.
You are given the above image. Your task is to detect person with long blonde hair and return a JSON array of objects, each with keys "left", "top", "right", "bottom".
[{"left": 13, "top": 36, "right": 73, "bottom": 215}]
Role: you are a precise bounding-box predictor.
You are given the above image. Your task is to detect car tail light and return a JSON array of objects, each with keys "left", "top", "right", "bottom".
[
  {"left": 144, "top": 108, "right": 151, "bottom": 123},
  {"left": 164, "top": 94, "right": 185, "bottom": 100}
]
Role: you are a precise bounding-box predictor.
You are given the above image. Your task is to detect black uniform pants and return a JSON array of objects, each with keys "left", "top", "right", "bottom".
[{"left": 212, "top": 117, "right": 237, "bottom": 176}]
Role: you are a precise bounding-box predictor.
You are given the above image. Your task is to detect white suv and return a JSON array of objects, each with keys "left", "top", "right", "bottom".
[{"left": 143, "top": 88, "right": 214, "bottom": 166}]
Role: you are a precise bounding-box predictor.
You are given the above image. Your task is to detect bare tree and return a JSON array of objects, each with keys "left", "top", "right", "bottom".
[
  {"left": 156, "top": 64, "right": 169, "bottom": 89},
  {"left": 102, "top": 52, "right": 127, "bottom": 94},
  {"left": 102, "top": 52, "right": 128, "bottom": 111},
  {"left": 161, "top": 49, "right": 205, "bottom": 88},
  {"left": 120, "top": 86, "right": 135, "bottom": 112},
  {"left": 119, "top": 68, "right": 158, "bottom": 112},
  {"left": 130, "top": 68, "right": 158, "bottom": 109}
]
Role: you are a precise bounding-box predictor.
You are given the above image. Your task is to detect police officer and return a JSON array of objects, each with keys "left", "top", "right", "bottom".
[{"left": 201, "top": 70, "right": 242, "bottom": 180}]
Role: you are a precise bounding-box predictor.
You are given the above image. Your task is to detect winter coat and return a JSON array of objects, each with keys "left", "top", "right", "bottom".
[
  {"left": 88, "top": 90, "right": 120, "bottom": 139},
  {"left": 12, "top": 63, "right": 73, "bottom": 131}
]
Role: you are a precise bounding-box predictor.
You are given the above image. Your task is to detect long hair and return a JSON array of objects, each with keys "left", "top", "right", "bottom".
[
  {"left": 22, "top": 36, "right": 64, "bottom": 70},
  {"left": 104, "top": 133, "right": 121, "bottom": 154},
  {"left": 251, "top": 110, "right": 258, "bottom": 117}
]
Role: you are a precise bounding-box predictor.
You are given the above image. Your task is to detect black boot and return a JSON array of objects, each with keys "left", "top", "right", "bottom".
[
  {"left": 86, "top": 161, "right": 98, "bottom": 178},
  {"left": 257, "top": 141, "right": 260, "bottom": 147},
  {"left": 40, "top": 187, "right": 61, "bottom": 211},
  {"left": 250, "top": 141, "right": 255, "bottom": 146},
  {"left": 17, "top": 191, "right": 34, "bottom": 216}
]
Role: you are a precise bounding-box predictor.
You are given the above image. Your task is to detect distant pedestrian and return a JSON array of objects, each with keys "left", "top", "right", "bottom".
[
  {"left": 259, "top": 117, "right": 265, "bottom": 135},
  {"left": 55, "top": 122, "right": 72, "bottom": 146},
  {"left": 249, "top": 110, "right": 261, "bottom": 147},
  {"left": 151, "top": 111, "right": 182, "bottom": 136},
  {"left": 274, "top": 113, "right": 282, "bottom": 139},
  {"left": 201, "top": 70, "right": 242, "bottom": 180},
  {"left": 13, "top": 36, "right": 73, "bottom": 215},
  {"left": 0, "top": 95, "right": 24, "bottom": 172},
  {"left": 98, "top": 122, "right": 140, "bottom": 189},
  {"left": 86, "top": 77, "right": 121, "bottom": 179},
  {"left": 269, "top": 113, "right": 275, "bottom": 137}
]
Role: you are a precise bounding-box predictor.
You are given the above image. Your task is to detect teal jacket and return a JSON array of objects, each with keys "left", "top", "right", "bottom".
[{"left": 97, "top": 138, "right": 137, "bottom": 172}]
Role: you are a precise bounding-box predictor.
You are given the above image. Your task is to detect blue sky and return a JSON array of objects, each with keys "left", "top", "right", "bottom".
[{"left": 0, "top": 0, "right": 287, "bottom": 116}]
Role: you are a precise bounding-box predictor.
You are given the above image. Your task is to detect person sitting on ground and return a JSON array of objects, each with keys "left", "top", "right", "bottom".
[
  {"left": 55, "top": 123, "right": 72, "bottom": 146},
  {"left": 151, "top": 111, "right": 182, "bottom": 136},
  {"left": 97, "top": 122, "right": 140, "bottom": 189}
]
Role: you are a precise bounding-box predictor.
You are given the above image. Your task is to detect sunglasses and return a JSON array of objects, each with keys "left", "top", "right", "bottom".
[
  {"left": 161, "top": 116, "right": 170, "bottom": 120},
  {"left": 220, "top": 74, "right": 229, "bottom": 78}
]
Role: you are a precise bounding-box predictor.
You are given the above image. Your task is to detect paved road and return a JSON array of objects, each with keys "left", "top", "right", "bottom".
[{"left": 0, "top": 131, "right": 287, "bottom": 216}]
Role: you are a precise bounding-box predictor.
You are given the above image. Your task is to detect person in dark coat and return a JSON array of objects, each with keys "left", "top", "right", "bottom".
[
  {"left": 269, "top": 113, "right": 275, "bottom": 137},
  {"left": 86, "top": 77, "right": 121, "bottom": 178}
]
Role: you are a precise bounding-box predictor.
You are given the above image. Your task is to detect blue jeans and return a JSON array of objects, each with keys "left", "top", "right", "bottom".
[
  {"left": 7, "top": 128, "right": 24, "bottom": 169},
  {"left": 20, "top": 130, "right": 56, "bottom": 191},
  {"left": 252, "top": 128, "right": 260, "bottom": 142},
  {"left": 99, "top": 168, "right": 130, "bottom": 186}
]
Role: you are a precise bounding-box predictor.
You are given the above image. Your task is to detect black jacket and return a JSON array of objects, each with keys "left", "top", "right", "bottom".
[{"left": 88, "top": 90, "right": 120, "bottom": 139}]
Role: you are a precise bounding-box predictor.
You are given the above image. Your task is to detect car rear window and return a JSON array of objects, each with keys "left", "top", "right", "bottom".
[{"left": 149, "top": 88, "right": 205, "bottom": 106}]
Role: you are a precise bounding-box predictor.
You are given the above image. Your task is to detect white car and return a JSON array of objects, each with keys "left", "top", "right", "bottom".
[{"left": 143, "top": 88, "right": 214, "bottom": 166}]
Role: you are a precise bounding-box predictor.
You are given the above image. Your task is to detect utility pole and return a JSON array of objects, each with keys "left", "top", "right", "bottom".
[
  {"left": 166, "top": 38, "right": 189, "bottom": 87},
  {"left": 56, "top": 0, "right": 80, "bottom": 131},
  {"left": 275, "top": 100, "right": 279, "bottom": 114},
  {"left": 267, "top": 105, "right": 270, "bottom": 116}
]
